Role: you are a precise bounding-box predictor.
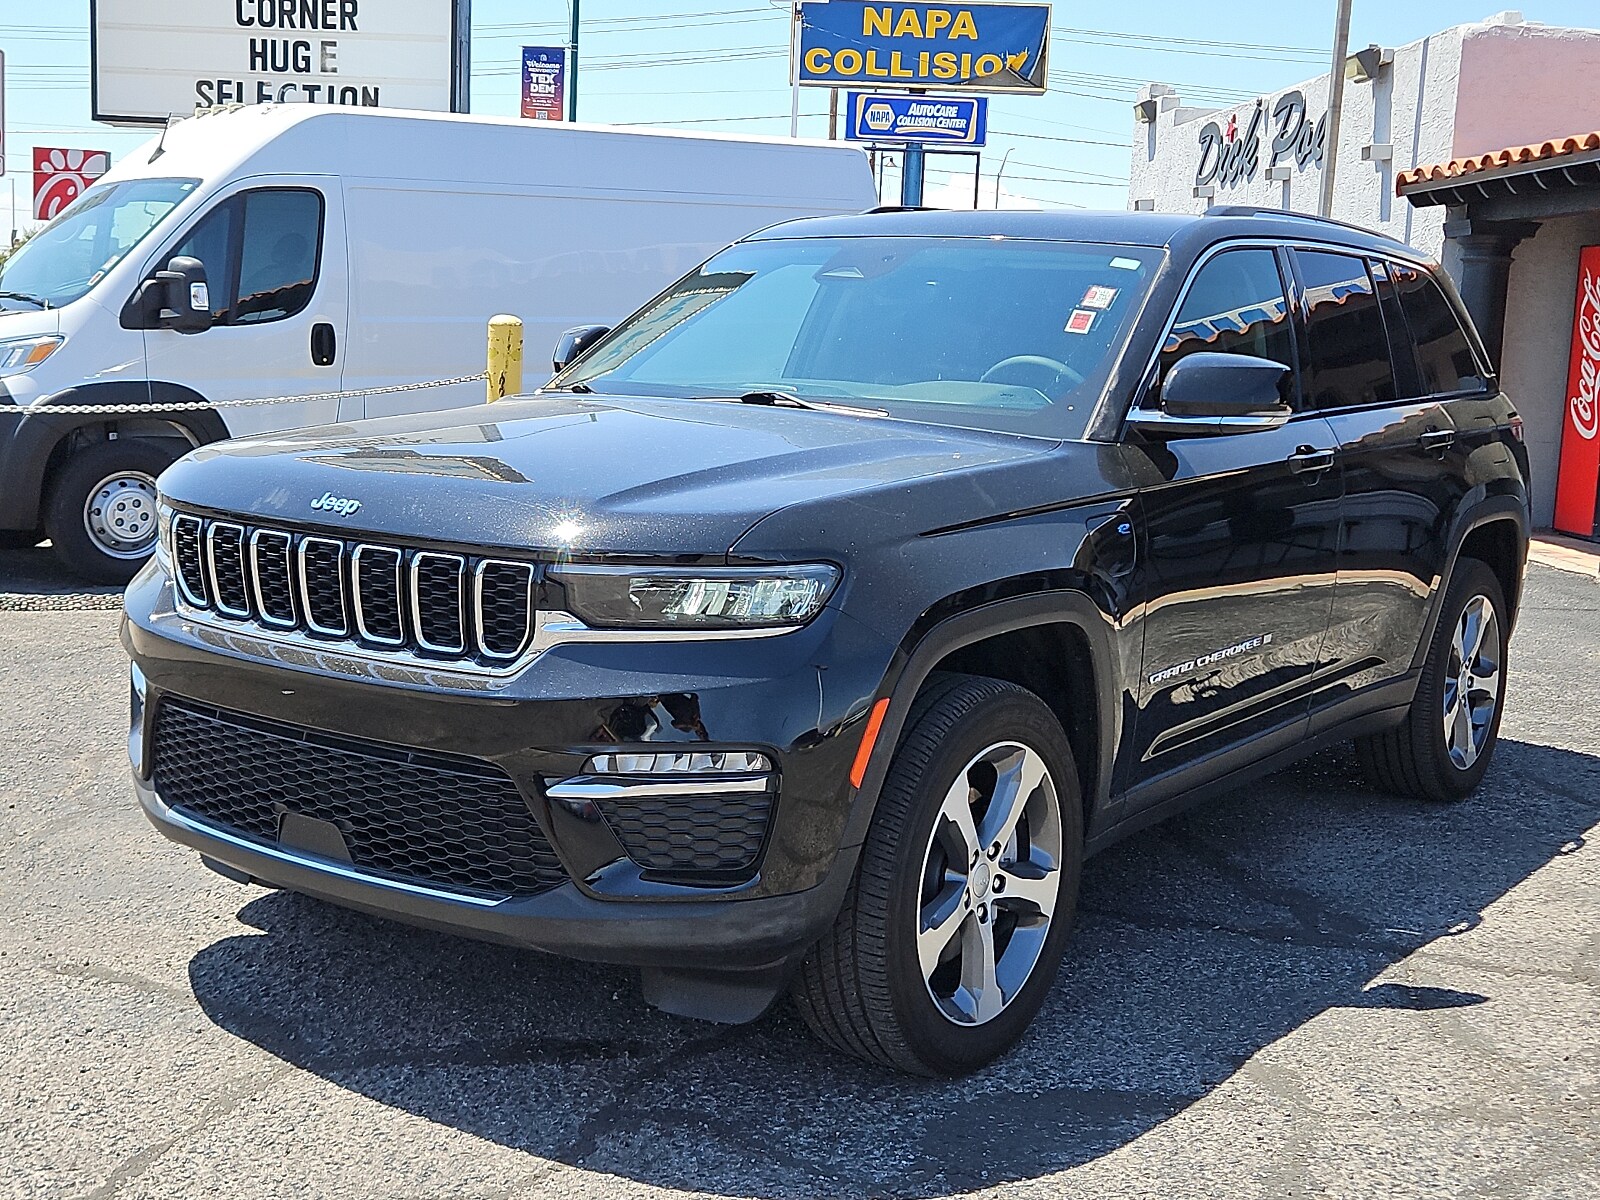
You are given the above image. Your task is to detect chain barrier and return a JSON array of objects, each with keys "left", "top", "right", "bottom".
[{"left": 9, "top": 372, "right": 490, "bottom": 418}]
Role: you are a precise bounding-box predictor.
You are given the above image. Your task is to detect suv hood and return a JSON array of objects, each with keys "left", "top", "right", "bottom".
[{"left": 158, "top": 393, "right": 1055, "bottom": 557}]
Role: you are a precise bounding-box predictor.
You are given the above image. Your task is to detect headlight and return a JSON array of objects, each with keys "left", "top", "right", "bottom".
[
  {"left": 552, "top": 563, "right": 838, "bottom": 630},
  {"left": 0, "top": 335, "right": 64, "bottom": 376},
  {"left": 154, "top": 500, "right": 174, "bottom": 574}
]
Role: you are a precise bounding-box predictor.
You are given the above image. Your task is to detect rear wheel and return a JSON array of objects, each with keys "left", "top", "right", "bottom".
[
  {"left": 44, "top": 439, "right": 181, "bottom": 584},
  {"left": 794, "top": 674, "right": 1083, "bottom": 1075},
  {"left": 1356, "top": 558, "right": 1508, "bottom": 801}
]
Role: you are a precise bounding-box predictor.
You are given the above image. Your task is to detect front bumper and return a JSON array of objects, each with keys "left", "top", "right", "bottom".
[{"left": 123, "top": 563, "right": 896, "bottom": 998}]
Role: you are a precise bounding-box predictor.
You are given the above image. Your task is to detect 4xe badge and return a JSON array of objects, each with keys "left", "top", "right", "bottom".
[{"left": 311, "top": 492, "right": 362, "bottom": 517}]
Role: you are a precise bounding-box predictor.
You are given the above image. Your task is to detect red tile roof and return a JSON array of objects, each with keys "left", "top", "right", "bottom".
[{"left": 1397, "top": 131, "right": 1600, "bottom": 191}]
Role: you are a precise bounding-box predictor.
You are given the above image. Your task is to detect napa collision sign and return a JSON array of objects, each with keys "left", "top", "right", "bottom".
[
  {"left": 89, "top": 0, "right": 465, "bottom": 127},
  {"left": 797, "top": 3, "right": 1050, "bottom": 93}
]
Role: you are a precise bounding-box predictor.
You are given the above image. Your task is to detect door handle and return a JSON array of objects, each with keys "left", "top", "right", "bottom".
[
  {"left": 1418, "top": 428, "right": 1456, "bottom": 454},
  {"left": 1287, "top": 446, "right": 1336, "bottom": 474},
  {"left": 310, "top": 322, "right": 337, "bottom": 367}
]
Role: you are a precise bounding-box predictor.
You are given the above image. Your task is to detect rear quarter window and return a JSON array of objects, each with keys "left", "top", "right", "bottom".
[{"left": 1390, "top": 262, "right": 1487, "bottom": 396}]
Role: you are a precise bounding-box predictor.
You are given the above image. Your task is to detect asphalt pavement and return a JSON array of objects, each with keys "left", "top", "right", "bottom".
[{"left": 1, "top": 550, "right": 1596, "bottom": 1200}]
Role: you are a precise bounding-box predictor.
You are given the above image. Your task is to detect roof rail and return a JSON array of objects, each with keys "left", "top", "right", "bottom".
[
  {"left": 1203, "top": 204, "right": 1405, "bottom": 244},
  {"left": 863, "top": 205, "right": 940, "bottom": 214}
]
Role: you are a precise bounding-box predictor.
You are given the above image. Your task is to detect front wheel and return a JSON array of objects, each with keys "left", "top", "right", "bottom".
[
  {"left": 794, "top": 674, "right": 1083, "bottom": 1076},
  {"left": 43, "top": 439, "right": 181, "bottom": 584},
  {"left": 1356, "top": 558, "right": 1509, "bottom": 801}
]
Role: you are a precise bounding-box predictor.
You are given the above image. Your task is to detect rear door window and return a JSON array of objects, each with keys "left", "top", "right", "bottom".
[
  {"left": 1390, "top": 262, "right": 1487, "bottom": 396},
  {"left": 1296, "top": 249, "right": 1396, "bottom": 409},
  {"left": 1369, "top": 259, "right": 1423, "bottom": 398}
]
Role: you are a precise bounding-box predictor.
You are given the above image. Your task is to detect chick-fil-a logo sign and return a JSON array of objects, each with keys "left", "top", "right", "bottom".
[
  {"left": 1554, "top": 245, "right": 1600, "bottom": 537},
  {"left": 33, "top": 147, "right": 110, "bottom": 221}
]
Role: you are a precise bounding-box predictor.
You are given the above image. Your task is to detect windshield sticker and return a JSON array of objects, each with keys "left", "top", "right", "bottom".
[
  {"left": 1065, "top": 309, "right": 1096, "bottom": 335},
  {"left": 1081, "top": 285, "right": 1118, "bottom": 310},
  {"left": 1109, "top": 256, "right": 1142, "bottom": 271}
]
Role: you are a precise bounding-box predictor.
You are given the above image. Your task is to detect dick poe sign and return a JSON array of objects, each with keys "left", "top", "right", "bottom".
[{"left": 797, "top": 3, "right": 1050, "bottom": 93}]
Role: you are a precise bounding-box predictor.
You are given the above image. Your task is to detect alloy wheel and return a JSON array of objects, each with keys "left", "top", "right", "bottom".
[
  {"left": 916, "top": 741, "right": 1064, "bottom": 1026},
  {"left": 1442, "top": 593, "right": 1501, "bottom": 771}
]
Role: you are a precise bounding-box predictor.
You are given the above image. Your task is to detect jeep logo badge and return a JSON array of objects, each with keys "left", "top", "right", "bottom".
[{"left": 310, "top": 491, "right": 362, "bottom": 517}]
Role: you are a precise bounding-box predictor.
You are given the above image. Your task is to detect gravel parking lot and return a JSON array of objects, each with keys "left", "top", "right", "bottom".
[{"left": 2, "top": 549, "right": 1596, "bottom": 1200}]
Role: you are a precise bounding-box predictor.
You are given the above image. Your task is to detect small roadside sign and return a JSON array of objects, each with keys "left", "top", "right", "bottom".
[
  {"left": 845, "top": 92, "right": 987, "bottom": 146},
  {"left": 521, "top": 47, "right": 567, "bottom": 121}
]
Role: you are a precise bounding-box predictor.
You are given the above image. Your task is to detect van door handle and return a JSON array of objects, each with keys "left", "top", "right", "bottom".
[
  {"left": 311, "top": 322, "right": 337, "bottom": 367},
  {"left": 1287, "top": 446, "right": 1336, "bottom": 474},
  {"left": 1418, "top": 428, "right": 1455, "bottom": 454}
]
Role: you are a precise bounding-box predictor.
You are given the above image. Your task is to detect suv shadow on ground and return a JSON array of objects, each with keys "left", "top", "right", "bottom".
[{"left": 185, "top": 737, "right": 1596, "bottom": 1197}]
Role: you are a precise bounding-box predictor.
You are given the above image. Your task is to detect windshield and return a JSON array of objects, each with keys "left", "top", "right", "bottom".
[
  {"left": 552, "top": 235, "right": 1161, "bottom": 438},
  {"left": 0, "top": 177, "right": 199, "bottom": 310}
]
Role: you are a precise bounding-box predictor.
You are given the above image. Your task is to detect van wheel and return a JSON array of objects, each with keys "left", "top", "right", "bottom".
[
  {"left": 44, "top": 439, "right": 180, "bottom": 584},
  {"left": 1355, "top": 558, "right": 1508, "bottom": 801},
  {"left": 793, "top": 674, "right": 1083, "bottom": 1076}
]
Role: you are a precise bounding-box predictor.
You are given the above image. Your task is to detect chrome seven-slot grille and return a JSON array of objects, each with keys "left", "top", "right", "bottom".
[{"left": 171, "top": 513, "right": 536, "bottom": 664}]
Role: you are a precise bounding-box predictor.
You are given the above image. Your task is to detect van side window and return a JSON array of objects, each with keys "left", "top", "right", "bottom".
[
  {"left": 169, "top": 205, "right": 238, "bottom": 321},
  {"left": 1296, "top": 250, "right": 1396, "bottom": 409},
  {"left": 1158, "top": 248, "right": 1295, "bottom": 382},
  {"left": 165, "top": 188, "right": 322, "bottom": 327},
  {"left": 234, "top": 190, "right": 322, "bottom": 324},
  {"left": 1390, "top": 263, "right": 1486, "bottom": 395}
]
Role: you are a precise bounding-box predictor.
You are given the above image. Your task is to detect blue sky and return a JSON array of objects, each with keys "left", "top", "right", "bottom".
[{"left": 4, "top": 1, "right": 1598, "bottom": 233}]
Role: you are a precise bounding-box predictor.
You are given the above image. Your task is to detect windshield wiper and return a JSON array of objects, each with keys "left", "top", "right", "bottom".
[
  {"left": 566, "top": 382, "right": 595, "bottom": 394},
  {"left": 0, "top": 290, "right": 51, "bottom": 310},
  {"left": 736, "top": 390, "right": 886, "bottom": 417}
]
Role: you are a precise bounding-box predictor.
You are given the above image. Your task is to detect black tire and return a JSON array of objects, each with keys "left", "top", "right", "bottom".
[
  {"left": 1355, "top": 558, "right": 1508, "bottom": 801},
  {"left": 43, "top": 439, "right": 180, "bottom": 585},
  {"left": 793, "top": 673, "right": 1084, "bottom": 1076},
  {"left": 0, "top": 529, "right": 44, "bottom": 550}
]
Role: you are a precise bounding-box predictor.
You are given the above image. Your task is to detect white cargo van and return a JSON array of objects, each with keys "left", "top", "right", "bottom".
[{"left": 0, "top": 105, "right": 876, "bottom": 580}]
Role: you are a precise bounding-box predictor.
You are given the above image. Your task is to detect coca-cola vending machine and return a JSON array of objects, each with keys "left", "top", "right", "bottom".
[{"left": 1554, "top": 245, "right": 1600, "bottom": 540}]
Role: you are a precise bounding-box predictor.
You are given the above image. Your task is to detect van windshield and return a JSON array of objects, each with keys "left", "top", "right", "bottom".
[
  {"left": 0, "top": 178, "right": 199, "bottom": 310},
  {"left": 551, "top": 235, "right": 1161, "bottom": 439}
]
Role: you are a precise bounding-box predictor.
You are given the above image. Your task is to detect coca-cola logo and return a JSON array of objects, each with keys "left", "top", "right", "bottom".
[{"left": 1571, "top": 268, "right": 1600, "bottom": 441}]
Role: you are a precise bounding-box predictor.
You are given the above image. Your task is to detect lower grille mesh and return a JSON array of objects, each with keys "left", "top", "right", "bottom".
[
  {"left": 595, "top": 790, "right": 774, "bottom": 874},
  {"left": 152, "top": 698, "right": 567, "bottom": 898}
]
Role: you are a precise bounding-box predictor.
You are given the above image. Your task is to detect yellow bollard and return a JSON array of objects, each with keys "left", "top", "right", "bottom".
[{"left": 486, "top": 314, "right": 524, "bottom": 403}]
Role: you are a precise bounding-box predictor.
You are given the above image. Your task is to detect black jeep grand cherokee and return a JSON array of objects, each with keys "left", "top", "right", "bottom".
[{"left": 125, "top": 208, "right": 1529, "bottom": 1075}]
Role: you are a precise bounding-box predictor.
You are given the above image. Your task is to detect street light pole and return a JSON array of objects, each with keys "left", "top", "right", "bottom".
[
  {"left": 993, "top": 147, "right": 1015, "bottom": 208},
  {"left": 1319, "top": 0, "right": 1354, "bottom": 218},
  {"left": 568, "top": 0, "right": 580, "bottom": 122}
]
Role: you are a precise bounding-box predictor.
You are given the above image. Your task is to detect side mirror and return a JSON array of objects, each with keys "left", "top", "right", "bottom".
[
  {"left": 552, "top": 324, "right": 611, "bottom": 373},
  {"left": 1128, "top": 352, "right": 1292, "bottom": 437},
  {"left": 154, "top": 256, "right": 213, "bottom": 334}
]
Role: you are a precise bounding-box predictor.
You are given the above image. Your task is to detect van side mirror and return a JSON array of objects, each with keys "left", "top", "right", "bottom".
[
  {"left": 154, "top": 256, "right": 213, "bottom": 334},
  {"left": 552, "top": 324, "right": 611, "bottom": 373},
  {"left": 1128, "top": 352, "right": 1292, "bottom": 437}
]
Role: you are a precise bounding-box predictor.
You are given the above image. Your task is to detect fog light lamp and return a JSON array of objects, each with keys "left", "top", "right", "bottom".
[{"left": 588, "top": 751, "right": 772, "bottom": 775}]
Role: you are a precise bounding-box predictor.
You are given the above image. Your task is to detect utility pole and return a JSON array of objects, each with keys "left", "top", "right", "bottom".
[
  {"left": 828, "top": 88, "right": 839, "bottom": 140},
  {"left": 568, "top": 0, "right": 580, "bottom": 122},
  {"left": 788, "top": 3, "right": 801, "bottom": 138},
  {"left": 1319, "top": 0, "right": 1354, "bottom": 218},
  {"left": 993, "top": 147, "right": 1015, "bottom": 208}
]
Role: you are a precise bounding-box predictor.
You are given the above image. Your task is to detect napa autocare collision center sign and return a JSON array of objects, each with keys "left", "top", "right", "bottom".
[
  {"left": 90, "top": 0, "right": 460, "bottom": 126},
  {"left": 797, "top": 3, "right": 1050, "bottom": 93}
]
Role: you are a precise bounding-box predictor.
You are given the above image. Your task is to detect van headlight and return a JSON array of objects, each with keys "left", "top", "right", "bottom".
[
  {"left": 0, "top": 335, "right": 64, "bottom": 376},
  {"left": 551, "top": 564, "right": 838, "bottom": 630}
]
